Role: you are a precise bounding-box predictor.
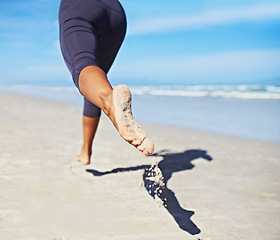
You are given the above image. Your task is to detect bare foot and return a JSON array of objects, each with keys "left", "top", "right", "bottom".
[
  {"left": 75, "top": 147, "right": 91, "bottom": 165},
  {"left": 111, "top": 85, "right": 154, "bottom": 155}
]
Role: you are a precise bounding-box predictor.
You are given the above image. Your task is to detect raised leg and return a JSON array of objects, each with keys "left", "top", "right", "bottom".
[{"left": 78, "top": 65, "right": 154, "bottom": 156}]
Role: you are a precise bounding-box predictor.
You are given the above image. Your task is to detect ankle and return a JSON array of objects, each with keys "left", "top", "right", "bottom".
[
  {"left": 81, "top": 144, "right": 92, "bottom": 155},
  {"left": 98, "top": 89, "right": 113, "bottom": 115},
  {"left": 101, "top": 91, "right": 117, "bottom": 127}
]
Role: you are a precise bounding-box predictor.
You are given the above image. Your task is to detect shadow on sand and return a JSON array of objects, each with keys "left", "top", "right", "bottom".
[{"left": 86, "top": 149, "right": 212, "bottom": 235}]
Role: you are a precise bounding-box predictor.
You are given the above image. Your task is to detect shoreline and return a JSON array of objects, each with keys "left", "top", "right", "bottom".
[
  {"left": 0, "top": 92, "right": 279, "bottom": 239},
  {"left": 1, "top": 88, "right": 280, "bottom": 144}
]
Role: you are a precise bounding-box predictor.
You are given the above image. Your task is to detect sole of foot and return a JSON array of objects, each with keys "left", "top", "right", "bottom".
[{"left": 112, "top": 84, "right": 154, "bottom": 155}]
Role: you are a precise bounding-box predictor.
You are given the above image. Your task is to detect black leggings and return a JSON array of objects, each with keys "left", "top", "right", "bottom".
[{"left": 59, "top": 0, "right": 126, "bottom": 117}]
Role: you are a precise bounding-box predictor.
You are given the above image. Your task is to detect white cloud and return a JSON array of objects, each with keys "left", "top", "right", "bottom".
[{"left": 129, "top": 3, "right": 280, "bottom": 35}]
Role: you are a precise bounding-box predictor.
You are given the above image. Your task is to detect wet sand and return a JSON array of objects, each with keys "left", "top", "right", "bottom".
[{"left": 0, "top": 92, "right": 279, "bottom": 240}]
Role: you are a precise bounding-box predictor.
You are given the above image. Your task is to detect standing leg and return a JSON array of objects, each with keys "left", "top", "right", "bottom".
[
  {"left": 76, "top": 95, "right": 101, "bottom": 165},
  {"left": 76, "top": 116, "right": 100, "bottom": 165}
]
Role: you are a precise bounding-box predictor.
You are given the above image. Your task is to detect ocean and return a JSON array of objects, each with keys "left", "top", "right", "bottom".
[{"left": 1, "top": 84, "right": 279, "bottom": 143}]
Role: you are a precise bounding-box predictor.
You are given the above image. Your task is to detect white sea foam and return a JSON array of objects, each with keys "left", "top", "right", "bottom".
[
  {"left": 1, "top": 84, "right": 280, "bottom": 101},
  {"left": 130, "top": 85, "right": 280, "bottom": 100}
]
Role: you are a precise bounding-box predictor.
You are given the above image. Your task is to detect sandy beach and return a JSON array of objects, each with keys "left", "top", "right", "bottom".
[{"left": 0, "top": 92, "right": 279, "bottom": 240}]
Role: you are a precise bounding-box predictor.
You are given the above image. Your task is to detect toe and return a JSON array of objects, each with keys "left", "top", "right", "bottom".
[
  {"left": 142, "top": 138, "right": 155, "bottom": 155},
  {"left": 142, "top": 148, "right": 149, "bottom": 156},
  {"left": 137, "top": 144, "right": 145, "bottom": 152}
]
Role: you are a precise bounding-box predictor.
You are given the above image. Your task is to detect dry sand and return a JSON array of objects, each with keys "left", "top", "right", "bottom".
[{"left": 0, "top": 92, "right": 279, "bottom": 240}]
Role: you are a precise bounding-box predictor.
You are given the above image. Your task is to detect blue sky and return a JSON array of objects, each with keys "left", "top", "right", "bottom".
[{"left": 0, "top": 0, "right": 279, "bottom": 86}]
